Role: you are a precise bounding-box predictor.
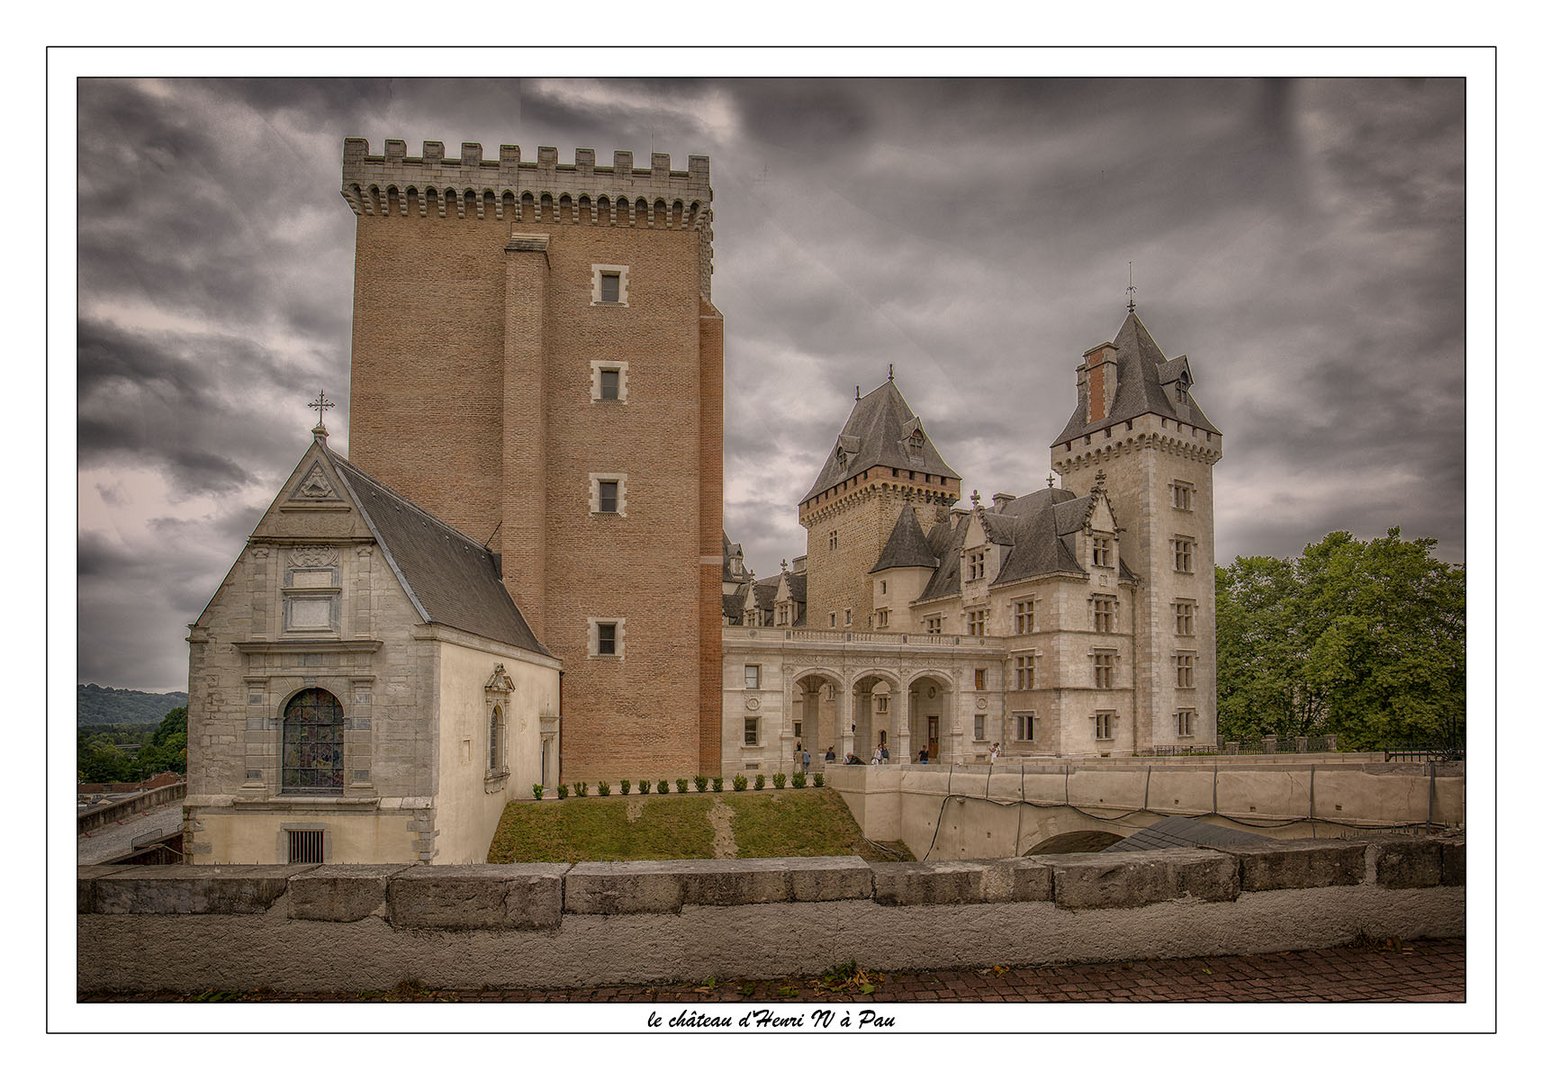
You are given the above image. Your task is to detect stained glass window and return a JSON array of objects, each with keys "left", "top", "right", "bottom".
[{"left": 282, "top": 688, "right": 344, "bottom": 792}]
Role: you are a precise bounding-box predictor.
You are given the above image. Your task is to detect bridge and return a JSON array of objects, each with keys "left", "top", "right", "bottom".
[{"left": 824, "top": 756, "right": 1464, "bottom": 859}]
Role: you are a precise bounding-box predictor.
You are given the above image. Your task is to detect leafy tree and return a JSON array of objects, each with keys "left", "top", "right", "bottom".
[
  {"left": 134, "top": 706, "right": 188, "bottom": 777},
  {"left": 1216, "top": 528, "right": 1464, "bottom": 752}
]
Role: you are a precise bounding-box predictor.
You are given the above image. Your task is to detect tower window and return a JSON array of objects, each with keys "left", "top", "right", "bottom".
[
  {"left": 1176, "top": 709, "right": 1196, "bottom": 738},
  {"left": 1172, "top": 537, "right": 1195, "bottom": 574},
  {"left": 590, "top": 264, "right": 630, "bottom": 305},
  {"left": 1175, "top": 653, "right": 1196, "bottom": 689},
  {"left": 1171, "top": 481, "right": 1194, "bottom": 511},
  {"left": 1174, "top": 601, "right": 1196, "bottom": 636},
  {"left": 1013, "top": 713, "right": 1035, "bottom": 741},
  {"left": 590, "top": 473, "right": 627, "bottom": 515},
  {"left": 829, "top": 530, "right": 839, "bottom": 551},
  {"left": 599, "top": 367, "right": 622, "bottom": 401},
  {"left": 1092, "top": 594, "right": 1116, "bottom": 633},
  {"left": 1095, "top": 711, "right": 1115, "bottom": 741},
  {"left": 1093, "top": 650, "right": 1117, "bottom": 689},
  {"left": 589, "top": 618, "right": 624, "bottom": 658}
]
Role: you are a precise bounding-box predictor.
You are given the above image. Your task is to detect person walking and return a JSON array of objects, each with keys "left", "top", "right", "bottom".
[
  {"left": 989, "top": 742, "right": 1001, "bottom": 763},
  {"left": 801, "top": 747, "right": 811, "bottom": 773}
]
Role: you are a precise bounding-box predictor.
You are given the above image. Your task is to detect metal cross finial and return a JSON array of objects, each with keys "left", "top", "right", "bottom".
[
  {"left": 780, "top": 558, "right": 788, "bottom": 573},
  {"left": 855, "top": 384, "right": 861, "bottom": 400},
  {"left": 308, "top": 390, "right": 335, "bottom": 432},
  {"left": 1046, "top": 472, "right": 1056, "bottom": 489},
  {"left": 970, "top": 489, "right": 981, "bottom": 508},
  {"left": 1126, "top": 262, "right": 1137, "bottom": 313},
  {"left": 888, "top": 363, "right": 894, "bottom": 382}
]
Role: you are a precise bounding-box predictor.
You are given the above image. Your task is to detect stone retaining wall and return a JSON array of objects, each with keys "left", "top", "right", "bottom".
[{"left": 77, "top": 839, "right": 1464, "bottom": 996}]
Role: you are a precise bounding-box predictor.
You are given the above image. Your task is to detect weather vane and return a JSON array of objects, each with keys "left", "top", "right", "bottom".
[
  {"left": 308, "top": 390, "right": 336, "bottom": 431},
  {"left": 1126, "top": 262, "right": 1137, "bottom": 313}
]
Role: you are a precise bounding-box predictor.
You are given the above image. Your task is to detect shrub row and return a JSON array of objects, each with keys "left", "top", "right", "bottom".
[{"left": 534, "top": 773, "right": 824, "bottom": 799}]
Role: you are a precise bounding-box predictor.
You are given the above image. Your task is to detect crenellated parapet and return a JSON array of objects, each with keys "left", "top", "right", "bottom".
[
  {"left": 342, "top": 138, "right": 714, "bottom": 296},
  {"left": 340, "top": 138, "right": 710, "bottom": 226}
]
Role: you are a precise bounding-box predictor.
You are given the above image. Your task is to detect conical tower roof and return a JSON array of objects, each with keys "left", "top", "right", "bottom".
[
  {"left": 1054, "top": 311, "right": 1220, "bottom": 445},
  {"left": 800, "top": 378, "right": 959, "bottom": 504},
  {"left": 870, "top": 503, "right": 940, "bottom": 573}
]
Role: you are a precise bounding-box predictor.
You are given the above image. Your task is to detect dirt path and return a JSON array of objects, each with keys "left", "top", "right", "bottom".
[{"left": 707, "top": 796, "right": 737, "bottom": 858}]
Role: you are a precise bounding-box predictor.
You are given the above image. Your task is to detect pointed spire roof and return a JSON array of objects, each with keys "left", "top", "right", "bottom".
[
  {"left": 870, "top": 503, "right": 940, "bottom": 573},
  {"left": 800, "top": 379, "right": 959, "bottom": 504},
  {"left": 1054, "top": 311, "right": 1220, "bottom": 445}
]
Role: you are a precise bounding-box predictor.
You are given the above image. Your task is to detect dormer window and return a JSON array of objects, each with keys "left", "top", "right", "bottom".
[
  {"left": 1176, "top": 373, "right": 1190, "bottom": 403},
  {"left": 966, "top": 550, "right": 986, "bottom": 582},
  {"left": 1091, "top": 535, "right": 1114, "bottom": 568},
  {"left": 908, "top": 428, "right": 924, "bottom": 448}
]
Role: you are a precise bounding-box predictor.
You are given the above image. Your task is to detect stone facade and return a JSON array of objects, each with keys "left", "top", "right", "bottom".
[
  {"left": 723, "top": 311, "right": 1222, "bottom": 775},
  {"left": 342, "top": 139, "right": 723, "bottom": 781},
  {"left": 184, "top": 433, "right": 561, "bottom": 865}
]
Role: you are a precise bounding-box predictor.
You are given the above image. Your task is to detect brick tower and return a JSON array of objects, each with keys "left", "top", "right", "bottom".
[
  {"left": 341, "top": 139, "right": 723, "bottom": 780},
  {"left": 798, "top": 376, "right": 960, "bottom": 631},
  {"left": 1050, "top": 310, "right": 1223, "bottom": 751}
]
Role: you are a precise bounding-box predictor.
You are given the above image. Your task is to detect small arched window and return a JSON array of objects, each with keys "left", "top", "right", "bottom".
[
  {"left": 281, "top": 688, "right": 344, "bottom": 793},
  {"left": 489, "top": 704, "right": 505, "bottom": 773}
]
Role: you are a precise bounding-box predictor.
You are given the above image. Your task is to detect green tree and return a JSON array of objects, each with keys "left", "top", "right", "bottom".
[
  {"left": 1216, "top": 528, "right": 1464, "bottom": 752},
  {"left": 134, "top": 706, "right": 188, "bottom": 778},
  {"left": 1216, "top": 554, "right": 1327, "bottom": 743}
]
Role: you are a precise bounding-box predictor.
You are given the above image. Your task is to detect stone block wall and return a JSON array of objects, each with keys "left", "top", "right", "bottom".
[{"left": 78, "top": 839, "right": 1462, "bottom": 995}]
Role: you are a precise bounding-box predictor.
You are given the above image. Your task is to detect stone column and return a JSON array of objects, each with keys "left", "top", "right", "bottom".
[
  {"left": 836, "top": 684, "right": 853, "bottom": 763},
  {"left": 894, "top": 688, "right": 912, "bottom": 763}
]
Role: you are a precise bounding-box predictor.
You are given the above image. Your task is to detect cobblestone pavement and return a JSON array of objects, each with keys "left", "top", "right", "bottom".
[{"left": 86, "top": 938, "right": 1463, "bottom": 1004}]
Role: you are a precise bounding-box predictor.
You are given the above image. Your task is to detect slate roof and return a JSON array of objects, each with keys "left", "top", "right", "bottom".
[
  {"left": 328, "top": 451, "right": 549, "bottom": 656},
  {"left": 722, "top": 591, "right": 746, "bottom": 624},
  {"left": 915, "top": 514, "right": 971, "bottom": 602},
  {"left": 1102, "top": 815, "right": 1274, "bottom": 853},
  {"left": 912, "top": 484, "right": 1138, "bottom": 601},
  {"left": 871, "top": 503, "right": 940, "bottom": 572},
  {"left": 1054, "top": 312, "right": 1221, "bottom": 445},
  {"left": 800, "top": 379, "right": 959, "bottom": 504}
]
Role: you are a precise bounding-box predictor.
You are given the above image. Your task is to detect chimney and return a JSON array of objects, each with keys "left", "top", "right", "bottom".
[{"left": 1082, "top": 341, "right": 1118, "bottom": 425}]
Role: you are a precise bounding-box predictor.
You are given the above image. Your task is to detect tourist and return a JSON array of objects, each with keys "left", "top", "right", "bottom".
[
  {"left": 802, "top": 747, "right": 811, "bottom": 773},
  {"left": 918, "top": 747, "right": 929, "bottom": 764},
  {"left": 825, "top": 746, "right": 836, "bottom": 762},
  {"left": 989, "top": 742, "right": 1001, "bottom": 763}
]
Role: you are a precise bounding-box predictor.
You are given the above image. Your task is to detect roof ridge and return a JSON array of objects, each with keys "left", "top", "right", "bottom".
[{"left": 329, "top": 450, "right": 495, "bottom": 551}]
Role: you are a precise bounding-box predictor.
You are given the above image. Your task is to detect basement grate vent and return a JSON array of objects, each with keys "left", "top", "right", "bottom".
[{"left": 287, "top": 829, "right": 325, "bottom": 864}]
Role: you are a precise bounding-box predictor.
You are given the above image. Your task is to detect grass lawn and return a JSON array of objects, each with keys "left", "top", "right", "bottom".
[
  {"left": 486, "top": 797, "right": 715, "bottom": 863},
  {"left": 486, "top": 787, "right": 911, "bottom": 863}
]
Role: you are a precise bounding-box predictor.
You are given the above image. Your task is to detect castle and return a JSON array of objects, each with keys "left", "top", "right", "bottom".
[
  {"left": 182, "top": 138, "right": 1220, "bottom": 865},
  {"left": 720, "top": 314, "right": 1222, "bottom": 774}
]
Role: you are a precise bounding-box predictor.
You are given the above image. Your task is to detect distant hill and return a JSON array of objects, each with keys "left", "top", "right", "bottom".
[{"left": 78, "top": 684, "right": 188, "bottom": 728}]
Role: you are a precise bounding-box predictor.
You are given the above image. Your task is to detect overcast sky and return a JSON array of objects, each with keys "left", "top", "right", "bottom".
[{"left": 75, "top": 74, "right": 1469, "bottom": 692}]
